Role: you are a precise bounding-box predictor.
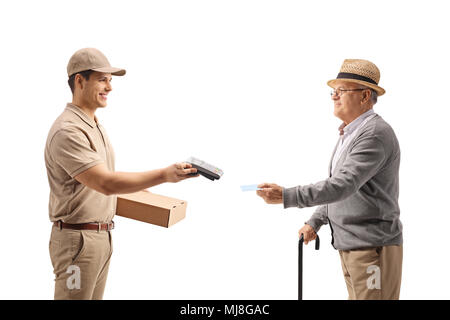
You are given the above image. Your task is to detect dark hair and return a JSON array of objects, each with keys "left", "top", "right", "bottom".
[{"left": 68, "top": 70, "right": 94, "bottom": 94}]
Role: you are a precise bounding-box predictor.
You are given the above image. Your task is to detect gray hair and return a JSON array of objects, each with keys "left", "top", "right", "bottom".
[{"left": 369, "top": 88, "right": 378, "bottom": 105}]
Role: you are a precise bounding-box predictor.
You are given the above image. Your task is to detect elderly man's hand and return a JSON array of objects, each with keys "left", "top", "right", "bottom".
[
  {"left": 299, "top": 224, "right": 317, "bottom": 245},
  {"left": 256, "top": 183, "right": 283, "bottom": 204}
]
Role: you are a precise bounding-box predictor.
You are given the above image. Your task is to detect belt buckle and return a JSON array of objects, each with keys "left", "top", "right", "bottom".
[
  {"left": 106, "top": 221, "right": 114, "bottom": 231},
  {"left": 97, "top": 222, "right": 101, "bottom": 233}
]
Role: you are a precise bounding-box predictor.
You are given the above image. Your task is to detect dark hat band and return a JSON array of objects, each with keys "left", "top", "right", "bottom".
[{"left": 336, "top": 72, "right": 377, "bottom": 85}]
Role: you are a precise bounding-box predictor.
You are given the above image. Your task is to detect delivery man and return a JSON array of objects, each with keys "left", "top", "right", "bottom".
[{"left": 44, "top": 48, "right": 198, "bottom": 300}]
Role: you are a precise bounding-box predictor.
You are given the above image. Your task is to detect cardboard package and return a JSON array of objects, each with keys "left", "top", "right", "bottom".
[{"left": 116, "top": 190, "right": 187, "bottom": 228}]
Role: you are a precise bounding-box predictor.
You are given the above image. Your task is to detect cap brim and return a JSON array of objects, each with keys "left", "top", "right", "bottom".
[
  {"left": 92, "top": 67, "right": 126, "bottom": 76},
  {"left": 327, "top": 79, "right": 385, "bottom": 96}
]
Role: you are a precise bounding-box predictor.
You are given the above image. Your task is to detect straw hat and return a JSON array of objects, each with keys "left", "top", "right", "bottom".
[{"left": 327, "top": 59, "right": 385, "bottom": 96}]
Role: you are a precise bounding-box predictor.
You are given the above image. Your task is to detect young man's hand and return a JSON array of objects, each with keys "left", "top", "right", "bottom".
[
  {"left": 256, "top": 183, "right": 283, "bottom": 204},
  {"left": 164, "top": 162, "right": 199, "bottom": 183}
]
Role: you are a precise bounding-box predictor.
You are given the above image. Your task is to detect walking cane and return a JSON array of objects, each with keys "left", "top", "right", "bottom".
[{"left": 298, "top": 233, "right": 320, "bottom": 300}]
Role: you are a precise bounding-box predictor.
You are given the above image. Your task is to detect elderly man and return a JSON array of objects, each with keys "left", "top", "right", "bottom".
[{"left": 257, "top": 59, "right": 403, "bottom": 300}]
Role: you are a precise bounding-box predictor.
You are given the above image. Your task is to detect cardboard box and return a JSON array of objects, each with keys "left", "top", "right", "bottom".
[{"left": 116, "top": 190, "right": 187, "bottom": 228}]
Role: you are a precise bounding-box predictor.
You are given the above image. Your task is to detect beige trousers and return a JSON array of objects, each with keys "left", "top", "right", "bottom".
[
  {"left": 339, "top": 245, "right": 403, "bottom": 300},
  {"left": 49, "top": 226, "right": 113, "bottom": 300}
]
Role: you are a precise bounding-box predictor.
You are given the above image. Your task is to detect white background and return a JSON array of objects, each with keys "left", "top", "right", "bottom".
[{"left": 0, "top": 0, "right": 449, "bottom": 300}]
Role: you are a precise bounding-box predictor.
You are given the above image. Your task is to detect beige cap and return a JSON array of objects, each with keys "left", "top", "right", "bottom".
[
  {"left": 327, "top": 59, "right": 385, "bottom": 96},
  {"left": 67, "top": 48, "right": 126, "bottom": 77}
]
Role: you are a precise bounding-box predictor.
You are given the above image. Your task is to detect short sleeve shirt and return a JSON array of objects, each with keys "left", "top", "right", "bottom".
[{"left": 44, "top": 103, "right": 116, "bottom": 223}]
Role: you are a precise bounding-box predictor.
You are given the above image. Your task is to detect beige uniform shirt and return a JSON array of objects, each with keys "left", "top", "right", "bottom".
[{"left": 45, "top": 103, "right": 116, "bottom": 224}]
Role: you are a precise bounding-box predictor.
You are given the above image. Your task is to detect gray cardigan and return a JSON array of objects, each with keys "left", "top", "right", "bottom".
[{"left": 283, "top": 114, "right": 403, "bottom": 250}]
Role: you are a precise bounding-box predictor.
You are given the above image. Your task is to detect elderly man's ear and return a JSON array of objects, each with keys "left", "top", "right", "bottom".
[{"left": 362, "top": 89, "right": 372, "bottom": 104}]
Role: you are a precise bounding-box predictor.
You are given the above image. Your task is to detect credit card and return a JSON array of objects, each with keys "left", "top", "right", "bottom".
[{"left": 240, "top": 184, "right": 262, "bottom": 192}]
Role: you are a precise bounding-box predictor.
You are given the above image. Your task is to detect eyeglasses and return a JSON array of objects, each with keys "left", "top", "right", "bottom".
[{"left": 330, "top": 88, "right": 366, "bottom": 97}]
